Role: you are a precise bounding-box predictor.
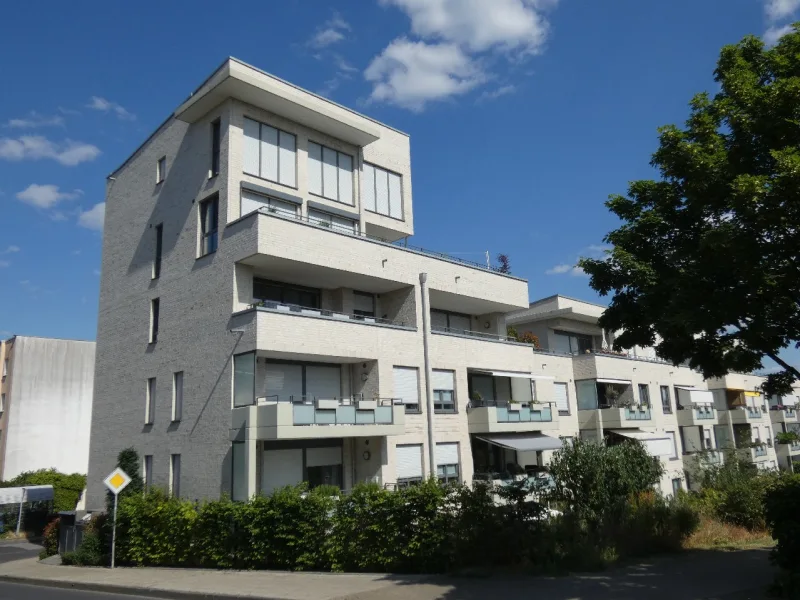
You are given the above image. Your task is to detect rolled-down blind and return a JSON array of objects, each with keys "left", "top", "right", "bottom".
[
  {"left": 306, "top": 446, "right": 342, "bottom": 467},
  {"left": 337, "top": 153, "right": 353, "bottom": 204},
  {"left": 241, "top": 190, "right": 268, "bottom": 216},
  {"left": 432, "top": 370, "right": 454, "bottom": 391},
  {"left": 278, "top": 131, "right": 296, "bottom": 187},
  {"left": 431, "top": 311, "right": 448, "bottom": 330},
  {"left": 449, "top": 314, "right": 471, "bottom": 333},
  {"left": 393, "top": 367, "right": 419, "bottom": 405},
  {"left": 554, "top": 382, "right": 569, "bottom": 413},
  {"left": 308, "top": 142, "right": 323, "bottom": 196},
  {"left": 436, "top": 442, "right": 459, "bottom": 466},
  {"left": 353, "top": 292, "right": 374, "bottom": 313},
  {"left": 396, "top": 444, "right": 423, "bottom": 479},
  {"left": 362, "top": 164, "right": 376, "bottom": 211},
  {"left": 243, "top": 118, "right": 260, "bottom": 175},
  {"left": 388, "top": 172, "right": 402, "bottom": 219},
  {"left": 306, "top": 365, "right": 341, "bottom": 400},
  {"left": 264, "top": 362, "right": 303, "bottom": 401},
  {"left": 260, "top": 124, "right": 279, "bottom": 182}
]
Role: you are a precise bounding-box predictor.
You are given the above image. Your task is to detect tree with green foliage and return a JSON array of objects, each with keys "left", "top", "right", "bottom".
[
  {"left": 106, "top": 448, "right": 143, "bottom": 514},
  {"left": 578, "top": 27, "right": 800, "bottom": 395},
  {"left": 1, "top": 469, "right": 86, "bottom": 513},
  {"left": 548, "top": 438, "right": 664, "bottom": 528}
]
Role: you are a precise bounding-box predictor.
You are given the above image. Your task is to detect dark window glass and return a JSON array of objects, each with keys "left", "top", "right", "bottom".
[
  {"left": 661, "top": 385, "right": 673, "bottom": 414},
  {"left": 200, "top": 197, "right": 219, "bottom": 255},
  {"left": 253, "top": 278, "right": 320, "bottom": 308},
  {"left": 150, "top": 298, "right": 160, "bottom": 343},
  {"left": 211, "top": 120, "right": 221, "bottom": 177},
  {"left": 307, "top": 464, "right": 343, "bottom": 489},
  {"left": 153, "top": 224, "right": 163, "bottom": 279}
]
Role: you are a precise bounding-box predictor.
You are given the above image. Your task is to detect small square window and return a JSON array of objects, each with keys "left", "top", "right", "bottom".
[{"left": 157, "top": 156, "right": 166, "bottom": 184}]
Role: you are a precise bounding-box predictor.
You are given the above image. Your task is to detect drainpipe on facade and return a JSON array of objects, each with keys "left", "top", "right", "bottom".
[{"left": 419, "top": 273, "right": 436, "bottom": 477}]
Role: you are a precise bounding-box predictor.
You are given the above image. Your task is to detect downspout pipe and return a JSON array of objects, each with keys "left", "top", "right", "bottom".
[{"left": 419, "top": 273, "right": 436, "bottom": 477}]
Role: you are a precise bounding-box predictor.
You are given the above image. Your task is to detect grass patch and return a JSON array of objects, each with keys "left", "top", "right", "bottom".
[{"left": 683, "top": 517, "right": 774, "bottom": 551}]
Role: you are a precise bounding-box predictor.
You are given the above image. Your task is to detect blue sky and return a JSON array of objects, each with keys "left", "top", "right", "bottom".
[{"left": 0, "top": 0, "right": 793, "bottom": 353}]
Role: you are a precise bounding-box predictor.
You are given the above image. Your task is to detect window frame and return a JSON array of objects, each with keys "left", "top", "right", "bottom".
[
  {"left": 210, "top": 119, "right": 221, "bottom": 178},
  {"left": 170, "top": 454, "right": 181, "bottom": 497},
  {"left": 156, "top": 156, "right": 166, "bottom": 184},
  {"left": 0, "top": 393, "right": 5, "bottom": 413},
  {"left": 554, "top": 381, "right": 570, "bottom": 415},
  {"left": 394, "top": 366, "right": 421, "bottom": 414},
  {"left": 152, "top": 223, "right": 163, "bottom": 280},
  {"left": 352, "top": 290, "right": 376, "bottom": 318},
  {"left": 307, "top": 140, "right": 354, "bottom": 205},
  {"left": 253, "top": 278, "right": 321, "bottom": 309},
  {"left": 667, "top": 431, "right": 679, "bottom": 460},
  {"left": 553, "top": 329, "right": 594, "bottom": 354},
  {"left": 671, "top": 477, "right": 682, "bottom": 496},
  {"left": 143, "top": 455, "right": 153, "bottom": 492},
  {"left": 638, "top": 383, "right": 651, "bottom": 407},
  {"left": 396, "top": 477, "right": 423, "bottom": 489},
  {"left": 431, "top": 309, "right": 473, "bottom": 334},
  {"left": 437, "top": 463, "right": 460, "bottom": 485},
  {"left": 149, "top": 298, "right": 160, "bottom": 344},
  {"left": 243, "top": 117, "right": 297, "bottom": 188},
  {"left": 362, "top": 161, "right": 404, "bottom": 221},
  {"left": 199, "top": 195, "right": 219, "bottom": 257},
  {"left": 433, "top": 389, "right": 456, "bottom": 414},
  {"left": 172, "top": 371, "right": 183, "bottom": 422},
  {"left": 661, "top": 385, "right": 673, "bottom": 414},
  {"left": 307, "top": 208, "right": 358, "bottom": 235},
  {"left": 145, "top": 377, "right": 156, "bottom": 425}
]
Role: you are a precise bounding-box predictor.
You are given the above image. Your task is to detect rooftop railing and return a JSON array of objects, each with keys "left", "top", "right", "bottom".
[{"left": 252, "top": 206, "right": 509, "bottom": 274}]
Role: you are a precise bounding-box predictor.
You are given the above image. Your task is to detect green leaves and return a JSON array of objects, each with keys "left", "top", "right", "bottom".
[
  {"left": 0, "top": 469, "right": 86, "bottom": 513},
  {"left": 581, "top": 28, "right": 800, "bottom": 393}
]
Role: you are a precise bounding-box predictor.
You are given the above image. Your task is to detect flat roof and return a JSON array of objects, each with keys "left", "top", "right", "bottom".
[{"left": 528, "top": 293, "right": 607, "bottom": 309}]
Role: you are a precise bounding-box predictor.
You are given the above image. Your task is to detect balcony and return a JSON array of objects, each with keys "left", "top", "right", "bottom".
[
  {"left": 737, "top": 444, "right": 770, "bottom": 462},
  {"left": 232, "top": 397, "right": 405, "bottom": 441},
  {"left": 225, "top": 208, "right": 529, "bottom": 314},
  {"left": 770, "top": 406, "right": 799, "bottom": 425},
  {"left": 677, "top": 403, "right": 718, "bottom": 427},
  {"left": 723, "top": 406, "right": 765, "bottom": 424},
  {"left": 467, "top": 400, "right": 559, "bottom": 434},
  {"left": 598, "top": 406, "right": 653, "bottom": 428}
]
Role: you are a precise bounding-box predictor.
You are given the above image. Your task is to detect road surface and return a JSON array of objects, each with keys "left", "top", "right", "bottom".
[{"left": 0, "top": 581, "right": 155, "bottom": 599}]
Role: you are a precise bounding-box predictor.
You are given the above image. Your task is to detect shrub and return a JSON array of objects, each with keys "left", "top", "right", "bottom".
[
  {"left": 0, "top": 469, "right": 86, "bottom": 513},
  {"left": 106, "top": 448, "right": 144, "bottom": 515},
  {"left": 40, "top": 518, "right": 60, "bottom": 558},
  {"left": 765, "top": 475, "right": 800, "bottom": 598},
  {"left": 61, "top": 516, "right": 107, "bottom": 566},
  {"left": 518, "top": 331, "right": 541, "bottom": 347}
]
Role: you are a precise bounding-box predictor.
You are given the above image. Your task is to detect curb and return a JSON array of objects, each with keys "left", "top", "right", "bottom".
[{"left": 0, "top": 575, "right": 287, "bottom": 600}]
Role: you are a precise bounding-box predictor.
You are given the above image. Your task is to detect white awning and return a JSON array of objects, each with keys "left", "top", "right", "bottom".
[
  {"left": 475, "top": 433, "right": 563, "bottom": 452},
  {"left": 609, "top": 429, "right": 673, "bottom": 457},
  {"left": 676, "top": 388, "right": 715, "bottom": 404},
  {"left": 473, "top": 370, "right": 555, "bottom": 381},
  {"left": 596, "top": 378, "right": 632, "bottom": 385},
  {"left": 781, "top": 395, "right": 799, "bottom": 406},
  {"left": 0, "top": 485, "right": 54, "bottom": 505}
]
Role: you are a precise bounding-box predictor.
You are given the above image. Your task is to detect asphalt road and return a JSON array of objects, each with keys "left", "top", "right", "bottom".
[{"left": 0, "top": 581, "right": 155, "bottom": 599}]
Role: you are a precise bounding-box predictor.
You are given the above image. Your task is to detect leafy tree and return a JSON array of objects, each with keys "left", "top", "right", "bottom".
[
  {"left": 496, "top": 253, "right": 511, "bottom": 274},
  {"left": 548, "top": 438, "right": 664, "bottom": 528},
  {"left": 579, "top": 28, "right": 800, "bottom": 394}
]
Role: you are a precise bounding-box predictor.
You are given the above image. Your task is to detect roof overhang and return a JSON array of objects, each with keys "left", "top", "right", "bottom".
[
  {"left": 596, "top": 378, "right": 632, "bottom": 385},
  {"left": 475, "top": 433, "right": 563, "bottom": 452},
  {"left": 175, "top": 59, "right": 382, "bottom": 146},
  {"left": 506, "top": 307, "right": 601, "bottom": 326}
]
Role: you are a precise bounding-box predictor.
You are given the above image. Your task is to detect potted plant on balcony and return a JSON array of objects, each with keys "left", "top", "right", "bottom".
[
  {"left": 471, "top": 391, "right": 484, "bottom": 409},
  {"left": 776, "top": 431, "right": 800, "bottom": 445}
]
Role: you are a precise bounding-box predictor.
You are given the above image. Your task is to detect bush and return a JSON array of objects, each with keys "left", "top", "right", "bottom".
[
  {"left": 765, "top": 476, "right": 800, "bottom": 572},
  {"left": 40, "top": 518, "right": 60, "bottom": 558},
  {"left": 0, "top": 469, "right": 86, "bottom": 513},
  {"left": 61, "top": 516, "right": 107, "bottom": 566}
]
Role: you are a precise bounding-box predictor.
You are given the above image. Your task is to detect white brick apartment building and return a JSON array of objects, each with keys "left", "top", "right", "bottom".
[{"left": 85, "top": 58, "right": 784, "bottom": 508}]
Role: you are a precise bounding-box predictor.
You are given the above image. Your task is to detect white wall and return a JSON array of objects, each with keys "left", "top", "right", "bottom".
[{"left": 4, "top": 337, "right": 95, "bottom": 479}]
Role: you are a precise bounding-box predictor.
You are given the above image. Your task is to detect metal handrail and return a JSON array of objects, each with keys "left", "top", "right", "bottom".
[
  {"left": 254, "top": 206, "right": 507, "bottom": 274},
  {"left": 469, "top": 399, "right": 556, "bottom": 409},
  {"left": 254, "top": 395, "right": 398, "bottom": 407},
  {"left": 250, "top": 300, "right": 405, "bottom": 327}
]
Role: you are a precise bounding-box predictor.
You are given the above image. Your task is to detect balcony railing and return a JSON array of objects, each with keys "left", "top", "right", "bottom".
[
  {"left": 691, "top": 403, "right": 715, "bottom": 420},
  {"left": 470, "top": 399, "right": 554, "bottom": 422},
  {"left": 254, "top": 395, "right": 400, "bottom": 427},
  {"left": 754, "top": 444, "right": 768, "bottom": 457},
  {"left": 252, "top": 206, "right": 510, "bottom": 275},
  {"left": 624, "top": 406, "right": 652, "bottom": 420},
  {"left": 249, "top": 300, "right": 411, "bottom": 328}
]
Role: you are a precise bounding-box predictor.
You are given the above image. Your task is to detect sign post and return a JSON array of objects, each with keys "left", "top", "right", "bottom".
[{"left": 102, "top": 468, "right": 132, "bottom": 569}]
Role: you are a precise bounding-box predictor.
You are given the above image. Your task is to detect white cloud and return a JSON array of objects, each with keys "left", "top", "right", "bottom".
[
  {"left": 78, "top": 202, "right": 105, "bottom": 231},
  {"left": 308, "top": 13, "right": 351, "bottom": 48},
  {"left": 1, "top": 246, "right": 20, "bottom": 254},
  {"left": 0, "top": 260, "right": 9, "bottom": 269},
  {"left": 6, "top": 111, "right": 64, "bottom": 129},
  {"left": 16, "top": 184, "right": 82, "bottom": 209},
  {"left": 0, "top": 136, "right": 100, "bottom": 166},
  {"left": 333, "top": 54, "right": 358, "bottom": 73},
  {"left": 365, "top": 39, "right": 486, "bottom": 111},
  {"left": 58, "top": 106, "right": 81, "bottom": 116},
  {"left": 545, "top": 263, "right": 586, "bottom": 277},
  {"left": 764, "top": 24, "right": 794, "bottom": 45},
  {"left": 477, "top": 84, "right": 516, "bottom": 102},
  {"left": 380, "top": 0, "right": 554, "bottom": 56},
  {"left": 87, "top": 96, "right": 135, "bottom": 120},
  {"left": 765, "top": 0, "right": 800, "bottom": 21}
]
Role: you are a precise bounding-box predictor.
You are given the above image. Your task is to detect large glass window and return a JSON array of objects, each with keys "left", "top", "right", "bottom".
[
  {"left": 362, "top": 163, "right": 403, "bottom": 219},
  {"left": 553, "top": 330, "right": 594, "bottom": 354},
  {"left": 200, "top": 196, "right": 218, "bottom": 255},
  {"left": 576, "top": 379, "right": 599, "bottom": 410},
  {"left": 638, "top": 384, "right": 651, "bottom": 407},
  {"left": 431, "top": 310, "right": 472, "bottom": 334},
  {"left": 308, "top": 208, "right": 358, "bottom": 234},
  {"left": 308, "top": 142, "right": 353, "bottom": 204},
  {"left": 253, "top": 279, "right": 320, "bottom": 309},
  {"left": 233, "top": 352, "right": 255, "bottom": 407},
  {"left": 243, "top": 118, "right": 297, "bottom": 187},
  {"left": 241, "top": 189, "right": 298, "bottom": 219},
  {"left": 661, "top": 385, "right": 673, "bottom": 414}
]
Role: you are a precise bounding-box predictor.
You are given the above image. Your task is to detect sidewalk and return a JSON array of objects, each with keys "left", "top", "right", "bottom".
[{"left": 0, "top": 548, "right": 775, "bottom": 600}]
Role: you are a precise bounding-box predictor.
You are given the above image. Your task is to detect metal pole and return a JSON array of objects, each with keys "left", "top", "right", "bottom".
[
  {"left": 111, "top": 493, "right": 118, "bottom": 569},
  {"left": 15, "top": 490, "right": 25, "bottom": 536},
  {"left": 419, "top": 273, "right": 436, "bottom": 477}
]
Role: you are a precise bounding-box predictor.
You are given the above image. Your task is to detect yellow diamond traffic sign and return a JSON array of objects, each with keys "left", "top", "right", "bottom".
[{"left": 103, "top": 468, "right": 132, "bottom": 495}]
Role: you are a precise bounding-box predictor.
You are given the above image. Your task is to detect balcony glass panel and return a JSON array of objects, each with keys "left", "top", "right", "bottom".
[
  {"left": 375, "top": 406, "right": 393, "bottom": 424},
  {"left": 625, "top": 407, "right": 652, "bottom": 420},
  {"left": 694, "top": 404, "right": 715, "bottom": 420},
  {"left": 355, "top": 410, "right": 375, "bottom": 424},
  {"left": 336, "top": 406, "right": 356, "bottom": 424},
  {"left": 293, "top": 404, "right": 315, "bottom": 425}
]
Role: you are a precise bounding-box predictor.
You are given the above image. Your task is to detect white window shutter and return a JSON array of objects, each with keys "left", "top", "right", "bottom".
[
  {"left": 306, "top": 447, "right": 343, "bottom": 467},
  {"left": 322, "top": 147, "right": 338, "bottom": 200},
  {"left": 278, "top": 132, "right": 296, "bottom": 187},
  {"left": 243, "top": 118, "right": 260, "bottom": 175},
  {"left": 264, "top": 363, "right": 303, "bottom": 401},
  {"left": 432, "top": 370, "right": 454, "bottom": 391},
  {"left": 362, "top": 164, "right": 376, "bottom": 211},
  {"left": 331, "top": 215, "right": 357, "bottom": 234},
  {"left": 241, "top": 190, "right": 269, "bottom": 216},
  {"left": 393, "top": 367, "right": 419, "bottom": 405},
  {"left": 436, "top": 443, "right": 459, "bottom": 466},
  {"left": 260, "top": 125, "right": 279, "bottom": 182},
  {"left": 308, "top": 143, "right": 323, "bottom": 195},
  {"left": 554, "top": 382, "right": 569, "bottom": 413},
  {"left": 395, "top": 444, "right": 423, "bottom": 479},
  {"left": 305, "top": 365, "right": 341, "bottom": 400},
  {"left": 388, "top": 172, "right": 402, "bottom": 219},
  {"left": 337, "top": 153, "right": 353, "bottom": 205},
  {"left": 375, "top": 168, "right": 389, "bottom": 214}
]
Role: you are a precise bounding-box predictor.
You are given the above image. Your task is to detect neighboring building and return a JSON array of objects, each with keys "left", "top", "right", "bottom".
[
  {"left": 768, "top": 388, "right": 800, "bottom": 472},
  {"left": 0, "top": 336, "right": 95, "bottom": 480}
]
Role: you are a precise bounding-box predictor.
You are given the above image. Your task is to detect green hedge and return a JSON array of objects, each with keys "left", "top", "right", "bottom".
[
  {"left": 0, "top": 469, "right": 86, "bottom": 513},
  {"left": 110, "top": 480, "right": 697, "bottom": 574},
  {"left": 765, "top": 475, "right": 800, "bottom": 598}
]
